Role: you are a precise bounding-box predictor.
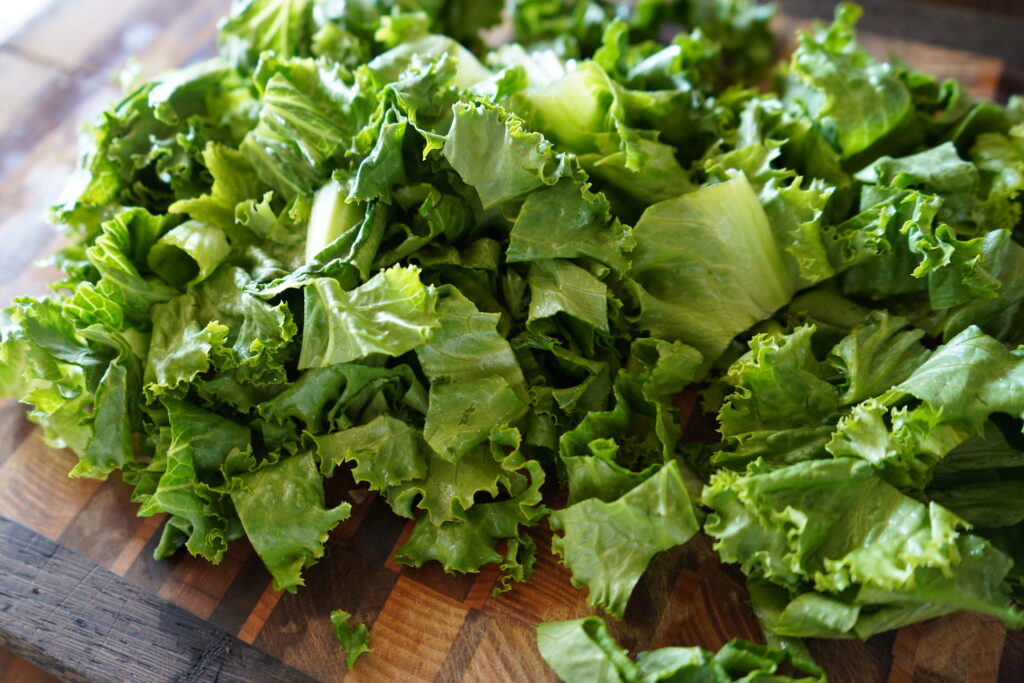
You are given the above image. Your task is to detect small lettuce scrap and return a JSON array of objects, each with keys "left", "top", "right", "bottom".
[{"left": 330, "top": 609, "right": 372, "bottom": 670}]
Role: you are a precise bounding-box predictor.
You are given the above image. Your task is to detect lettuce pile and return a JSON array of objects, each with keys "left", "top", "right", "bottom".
[{"left": 2, "top": 0, "right": 1024, "bottom": 676}]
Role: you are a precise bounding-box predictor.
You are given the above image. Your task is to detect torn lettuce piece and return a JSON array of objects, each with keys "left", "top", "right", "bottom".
[
  {"left": 416, "top": 288, "right": 528, "bottom": 399},
  {"left": 628, "top": 174, "right": 791, "bottom": 361},
  {"left": 827, "top": 400, "right": 972, "bottom": 489},
  {"left": 299, "top": 265, "right": 440, "bottom": 368},
  {"left": 788, "top": 3, "right": 913, "bottom": 159},
  {"left": 715, "top": 325, "right": 839, "bottom": 470},
  {"left": 230, "top": 451, "right": 351, "bottom": 592},
  {"left": 442, "top": 100, "right": 577, "bottom": 209},
  {"left": 704, "top": 457, "right": 1024, "bottom": 638},
  {"left": 391, "top": 432, "right": 546, "bottom": 590},
  {"left": 241, "top": 57, "right": 374, "bottom": 198},
  {"left": 894, "top": 325, "right": 1024, "bottom": 434},
  {"left": 536, "top": 616, "right": 824, "bottom": 683},
  {"left": 527, "top": 259, "right": 610, "bottom": 333},
  {"left": 423, "top": 376, "right": 528, "bottom": 462},
  {"left": 330, "top": 609, "right": 372, "bottom": 670},
  {"left": 137, "top": 398, "right": 251, "bottom": 563},
  {"left": 508, "top": 178, "right": 633, "bottom": 274},
  {"left": 551, "top": 460, "right": 699, "bottom": 618},
  {"left": 825, "top": 311, "right": 930, "bottom": 406}
]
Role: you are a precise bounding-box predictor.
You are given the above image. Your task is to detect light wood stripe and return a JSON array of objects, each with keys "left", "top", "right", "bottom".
[
  {"left": 157, "top": 541, "right": 252, "bottom": 621},
  {"left": 108, "top": 513, "right": 166, "bottom": 577},
  {"left": 347, "top": 576, "right": 468, "bottom": 682},
  {"left": 7, "top": 0, "right": 161, "bottom": 72},
  {"left": 462, "top": 612, "right": 556, "bottom": 683},
  {"left": 237, "top": 582, "right": 286, "bottom": 645},
  {"left": 888, "top": 622, "right": 922, "bottom": 683},
  {"left": 0, "top": 430, "right": 101, "bottom": 541}
]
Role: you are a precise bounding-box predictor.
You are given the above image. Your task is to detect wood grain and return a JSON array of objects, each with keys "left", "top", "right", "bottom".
[
  {"left": 0, "top": 516, "right": 313, "bottom": 683},
  {"left": 1, "top": 0, "right": 1023, "bottom": 681},
  {"left": 0, "top": 646, "right": 59, "bottom": 683}
]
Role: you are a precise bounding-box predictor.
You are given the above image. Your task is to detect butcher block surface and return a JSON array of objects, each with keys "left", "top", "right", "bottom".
[{"left": 1, "top": 1, "right": 1024, "bottom": 681}]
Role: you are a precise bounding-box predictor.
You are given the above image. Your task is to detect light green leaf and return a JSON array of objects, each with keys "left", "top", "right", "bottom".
[
  {"left": 231, "top": 452, "right": 351, "bottom": 591},
  {"left": 299, "top": 266, "right": 440, "bottom": 368},
  {"left": 629, "top": 174, "right": 791, "bottom": 360},
  {"left": 551, "top": 461, "right": 699, "bottom": 618},
  {"left": 330, "top": 609, "right": 372, "bottom": 670}
]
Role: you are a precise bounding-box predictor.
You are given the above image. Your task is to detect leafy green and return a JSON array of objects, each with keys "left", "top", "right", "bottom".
[
  {"left": 5, "top": 0, "right": 1024, "bottom": 676},
  {"left": 330, "top": 609, "right": 372, "bottom": 670},
  {"left": 705, "top": 458, "right": 1023, "bottom": 638},
  {"left": 230, "top": 452, "right": 351, "bottom": 591},
  {"left": 551, "top": 461, "right": 699, "bottom": 618},
  {"left": 298, "top": 266, "right": 440, "bottom": 368},
  {"left": 788, "top": 3, "right": 913, "bottom": 159},
  {"left": 628, "top": 174, "right": 792, "bottom": 359},
  {"left": 536, "top": 616, "right": 824, "bottom": 683}
]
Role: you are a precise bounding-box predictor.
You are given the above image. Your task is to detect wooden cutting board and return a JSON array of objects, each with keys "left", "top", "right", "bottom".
[{"left": 1, "top": 1, "right": 1023, "bottom": 681}]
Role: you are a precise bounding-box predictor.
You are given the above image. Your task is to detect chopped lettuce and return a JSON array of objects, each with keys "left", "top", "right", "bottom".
[
  {"left": 537, "top": 616, "right": 824, "bottom": 683},
  {"left": 2, "top": 0, "right": 1023, "bottom": 677}
]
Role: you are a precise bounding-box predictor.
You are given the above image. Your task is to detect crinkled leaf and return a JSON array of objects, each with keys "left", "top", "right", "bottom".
[
  {"left": 230, "top": 451, "right": 351, "bottom": 591},
  {"left": 551, "top": 461, "right": 699, "bottom": 618}
]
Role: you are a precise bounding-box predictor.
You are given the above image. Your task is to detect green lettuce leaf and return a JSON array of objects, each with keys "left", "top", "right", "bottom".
[
  {"left": 789, "top": 3, "right": 913, "bottom": 159},
  {"left": 894, "top": 325, "right": 1024, "bottom": 433},
  {"left": 230, "top": 451, "right": 351, "bottom": 591},
  {"left": 330, "top": 609, "right": 372, "bottom": 670},
  {"left": 391, "top": 431, "right": 546, "bottom": 590},
  {"left": 705, "top": 457, "right": 1024, "bottom": 638},
  {"left": 550, "top": 460, "right": 699, "bottom": 618},
  {"left": 536, "top": 616, "right": 824, "bottom": 683},
  {"left": 241, "top": 58, "right": 372, "bottom": 198},
  {"left": 628, "top": 174, "right": 791, "bottom": 360},
  {"left": 716, "top": 326, "right": 839, "bottom": 470},
  {"left": 442, "top": 100, "right": 576, "bottom": 209},
  {"left": 298, "top": 265, "right": 440, "bottom": 368},
  {"left": 219, "top": 0, "right": 315, "bottom": 69},
  {"left": 508, "top": 178, "right": 632, "bottom": 274},
  {"left": 137, "top": 397, "right": 250, "bottom": 563}
]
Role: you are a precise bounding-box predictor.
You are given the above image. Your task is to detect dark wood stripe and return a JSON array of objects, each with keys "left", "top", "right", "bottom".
[
  {"left": 207, "top": 547, "right": 273, "bottom": 636},
  {"left": 434, "top": 609, "right": 489, "bottom": 683},
  {"left": 351, "top": 494, "right": 409, "bottom": 568},
  {"left": 400, "top": 560, "right": 478, "bottom": 604},
  {"left": 253, "top": 497, "right": 405, "bottom": 680},
  {"left": 0, "top": 402, "right": 33, "bottom": 466},
  {"left": 612, "top": 544, "right": 691, "bottom": 651},
  {"left": 351, "top": 566, "right": 401, "bottom": 631},
  {"left": 806, "top": 638, "right": 893, "bottom": 683},
  {"left": 997, "top": 64, "right": 1024, "bottom": 105},
  {"left": 122, "top": 517, "right": 182, "bottom": 594},
  {"left": 775, "top": 0, "right": 1024, "bottom": 70},
  {"left": 56, "top": 477, "right": 147, "bottom": 570},
  {"left": 0, "top": 515, "right": 313, "bottom": 682},
  {"left": 998, "top": 629, "right": 1024, "bottom": 683}
]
